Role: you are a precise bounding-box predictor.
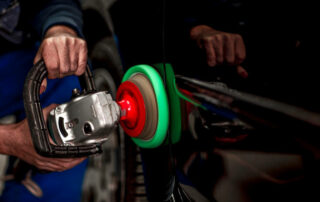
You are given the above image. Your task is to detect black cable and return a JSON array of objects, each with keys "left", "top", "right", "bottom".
[
  {"left": 161, "top": 1, "right": 194, "bottom": 201},
  {"left": 161, "top": 0, "right": 178, "bottom": 198},
  {"left": 161, "top": 0, "right": 176, "bottom": 173}
]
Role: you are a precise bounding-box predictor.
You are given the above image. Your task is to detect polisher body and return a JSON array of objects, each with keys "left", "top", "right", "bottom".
[{"left": 48, "top": 91, "right": 120, "bottom": 146}]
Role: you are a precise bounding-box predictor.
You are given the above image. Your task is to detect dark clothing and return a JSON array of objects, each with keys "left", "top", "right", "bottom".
[
  {"left": 0, "top": 0, "right": 83, "bottom": 53},
  {"left": 110, "top": 0, "right": 164, "bottom": 67}
]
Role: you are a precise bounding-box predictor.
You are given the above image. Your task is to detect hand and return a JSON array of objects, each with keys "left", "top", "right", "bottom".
[
  {"left": 190, "top": 25, "right": 248, "bottom": 78},
  {"left": 6, "top": 104, "right": 86, "bottom": 172},
  {"left": 34, "top": 25, "right": 88, "bottom": 94}
]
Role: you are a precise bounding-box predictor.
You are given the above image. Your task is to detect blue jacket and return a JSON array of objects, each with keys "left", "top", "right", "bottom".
[{"left": 0, "top": 0, "right": 83, "bottom": 52}]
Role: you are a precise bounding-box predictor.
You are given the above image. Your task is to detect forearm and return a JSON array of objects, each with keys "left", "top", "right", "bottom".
[{"left": 0, "top": 124, "right": 16, "bottom": 155}]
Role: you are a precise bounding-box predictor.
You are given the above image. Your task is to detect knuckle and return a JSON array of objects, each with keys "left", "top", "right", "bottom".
[
  {"left": 214, "top": 35, "right": 222, "bottom": 43},
  {"left": 42, "top": 40, "right": 49, "bottom": 47},
  {"left": 58, "top": 36, "right": 67, "bottom": 44},
  {"left": 234, "top": 34, "right": 242, "bottom": 40},
  {"left": 203, "top": 36, "right": 213, "bottom": 42},
  {"left": 77, "top": 39, "right": 86, "bottom": 49},
  {"left": 43, "top": 38, "right": 53, "bottom": 45},
  {"left": 79, "top": 39, "right": 87, "bottom": 46},
  {"left": 69, "top": 37, "right": 76, "bottom": 44}
]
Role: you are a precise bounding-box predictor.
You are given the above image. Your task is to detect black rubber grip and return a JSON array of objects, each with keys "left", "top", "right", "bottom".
[{"left": 23, "top": 60, "right": 102, "bottom": 157}]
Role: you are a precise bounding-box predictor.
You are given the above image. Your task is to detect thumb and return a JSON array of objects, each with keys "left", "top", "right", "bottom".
[
  {"left": 33, "top": 45, "right": 43, "bottom": 64},
  {"left": 236, "top": 65, "right": 248, "bottom": 78},
  {"left": 40, "top": 79, "right": 47, "bottom": 95},
  {"left": 43, "top": 104, "right": 58, "bottom": 122}
]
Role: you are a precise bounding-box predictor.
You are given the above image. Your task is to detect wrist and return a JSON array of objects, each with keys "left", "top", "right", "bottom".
[{"left": 44, "top": 25, "right": 78, "bottom": 38}]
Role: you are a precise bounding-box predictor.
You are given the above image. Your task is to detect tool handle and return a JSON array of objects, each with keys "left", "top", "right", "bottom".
[{"left": 23, "top": 60, "right": 102, "bottom": 157}]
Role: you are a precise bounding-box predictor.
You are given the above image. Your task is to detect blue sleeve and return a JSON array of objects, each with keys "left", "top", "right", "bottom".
[{"left": 31, "top": 0, "right": 84, "bottom": 38}]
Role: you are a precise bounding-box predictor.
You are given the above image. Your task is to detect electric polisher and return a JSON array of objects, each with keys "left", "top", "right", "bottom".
[{"left": 23, "top": 60, "right": 169, "bottom": 157}]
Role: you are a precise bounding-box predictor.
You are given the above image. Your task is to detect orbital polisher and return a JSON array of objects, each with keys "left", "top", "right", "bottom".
[{"left": 23, "top": 60, "right": 169, "bottom": 157}]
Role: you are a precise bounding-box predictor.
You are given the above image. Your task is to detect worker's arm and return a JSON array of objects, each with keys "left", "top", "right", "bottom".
[
  {"left": 30, "top": 0, "right": 88, "bottom": 92},
  {"left": 0, "top": 104, "right": 85, "bottom": 172}
]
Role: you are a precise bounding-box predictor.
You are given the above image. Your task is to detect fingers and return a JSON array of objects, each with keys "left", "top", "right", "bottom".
[
  {"left": 35, "top": 34, "right": 88, "bottom": 80},
  {"left": 69, "top": 40, "right": 79, "bottom": 73},
  {"left": 55, "top": 37, "right": 87, "bottom": 77},
  {"left": 237, "top": 65, "right": 248, "bottom": 78},
  {"left": 234, "top": 34, "right": 246, "bottom": 64},
  {"left": 55, "top": 37, "right": 71, "bottom": 78},
  {"left": 34, "top": 156, "right": 86, "bottom": 172},
  {"left": 42, "top": 104, "right": 58, "bottom": 120},
  {"left": 12, "top": 115, "right": 87, "bottom": 173},
  {"left": 41, "top": 105, "right": 86, "bottom": 172},
  {"left": 34, "top": 160, "right": 62, "bottom": 172},
  {"left": 203, "top": 38, "right": 217, "bottom": 67},
  {"left": 224, "top": 34, "right": 235, "bottom": 65},
  {"left": 202, "top": 33, "right": 245, "bottom": 66},
  {"left": 33, "top": 46, "right": 43, "bottom": 65},
  {"left": 41, "top": 39, "right": 60, "bottom": 79},
  {"left": 197, "top": 30, "right": 248, "bottom": 77},
  {"left": 47, "top": 158, "right": 86, "bottom": 172},
  {"left": 75, "top": 40, "right": 88, "bottom": 76},
  {"left": 212, "top": 35, "right": 224, "bottom": 64},
  {"left": 40, "top": 79, "right": 47, "bottom": 94},
  {"left": 201, "top": 34, "right": 231, "bottom": 67},
  {"left": 39, "top": 104, "right": 87, "bottom": 171},
  {"left": 202, "top": 35, "right": 223, "bottom": 67}
]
